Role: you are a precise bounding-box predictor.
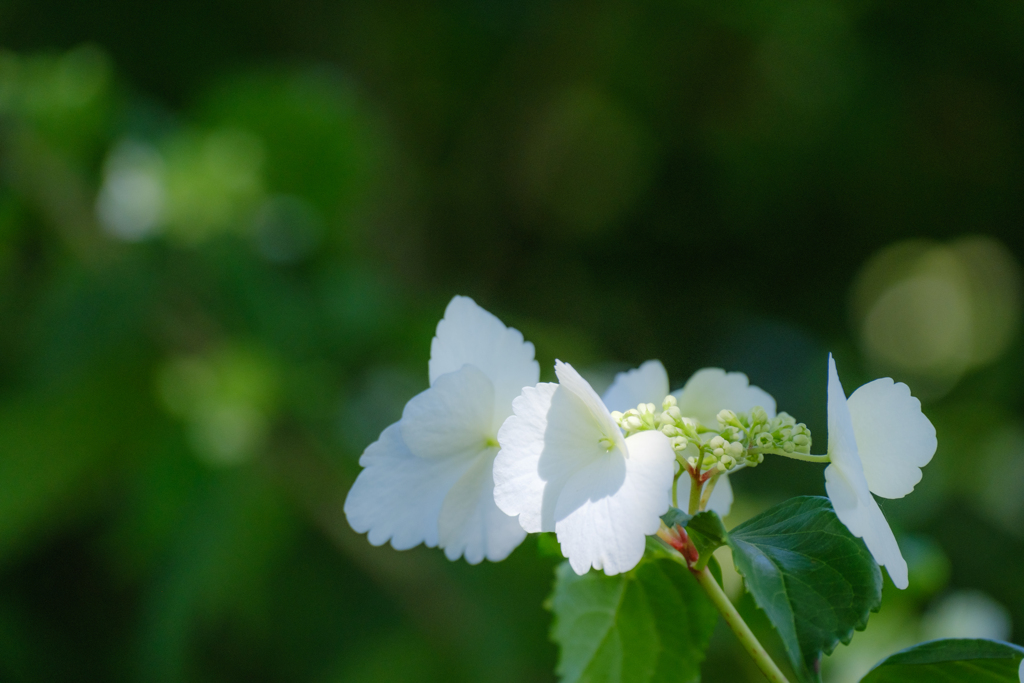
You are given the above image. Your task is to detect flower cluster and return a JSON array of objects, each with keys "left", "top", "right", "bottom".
[{"left": 344, "top": 297, "right": 937, "bottom": 590}]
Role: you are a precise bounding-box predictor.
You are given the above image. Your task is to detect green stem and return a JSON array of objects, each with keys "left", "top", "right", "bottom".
[
  {"left": 687, "top": 448, "right": 706, "bottom": 514},
  {"left": 699, "top": 472, "right": 721, "bottom": 511},
  {"left": 758, "top": 449, "right": 830, "bottom": 463},
  {"left": 687, "top": 470, "right": 702, "bottom": 514},
  {"left": 693, "top": 567, "right": 792, "bottom": 683},
  {"left": 672, "top": 472, "right": 680, "bottom": 508}
]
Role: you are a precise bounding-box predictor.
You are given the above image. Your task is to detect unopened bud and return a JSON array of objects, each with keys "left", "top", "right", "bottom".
[
  {"left": 610, "top": 411, "right": 624, "bottom": 423},
  {"left": 751, "top": 406, "right": 768, "bottom": 426},
  {"left": 671, "top": 437, "right": 689, "bottom": 452},
  {"left": 717, "top": 409, "right": 740, "bottom": 428},
  {"left": 662, "top": 395, "right": 677, "bottom": 410},
  {"left": 727, "top": 441, "right": 744, "bottom": 457},
  {"left": 709, "top": 435, "right": 727, "bottom": 450},
  {"left": 721, "top": 455, "right": 736, "bottom": 469},
  {"left": 625, "top": 416, "right": 644, "bottom": 430},
  {"left": 661, "top": 425, "right": 682, "bottom": 438}
]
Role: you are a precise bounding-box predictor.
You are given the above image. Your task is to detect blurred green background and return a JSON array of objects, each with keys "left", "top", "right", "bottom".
[{"left": 1, "top": 1, "right": 1023, "bottom": 681}]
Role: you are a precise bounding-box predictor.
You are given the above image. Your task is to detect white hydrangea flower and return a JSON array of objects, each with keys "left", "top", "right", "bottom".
[
  {"left": 601, "top": 360, "right": 777, "bottom": 517},
  {"left": 344, "top": 296, "right": 538, "bottom": 564},
  {"left": 824, "top": 354, "right": 937, "bottom": 590},
  {"left": 493, "top": 361, "right": 677, "bottom": 576}
]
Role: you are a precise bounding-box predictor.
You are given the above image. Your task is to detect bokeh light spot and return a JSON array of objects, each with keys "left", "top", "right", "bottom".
[
  {"left": 851, "top": 236, "right": 1021, "bottom": 392},
  {"left": 96, "top": 139, "right": 165, "bottom": 242}
]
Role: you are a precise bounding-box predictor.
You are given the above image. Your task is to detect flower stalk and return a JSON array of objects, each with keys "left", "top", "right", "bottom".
[{"left": 692, "top": 566, "right": 792, "bottom": 683}]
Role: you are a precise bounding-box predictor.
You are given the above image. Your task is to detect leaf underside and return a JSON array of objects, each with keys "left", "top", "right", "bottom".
[{"left": 727, "top": 496, "right": 883, "bottom": 683}]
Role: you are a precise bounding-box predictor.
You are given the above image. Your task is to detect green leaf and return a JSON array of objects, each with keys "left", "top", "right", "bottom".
[
  {"left": 549, "top": 555, "right": 718, "bottom": 683},
  {"left": 660, "top": 507, "right": 692, "bottom": 528},
  {"left": 538, "top": 532, "right": 567, "bottom": 559},
  {"left": 658, "top": 507, "right": 727, "bottom": 569},
  {"left": 726, "top": 496, "right": 882, "bottom": 683},
  {"left": 686, "top": 511, "right": 727, "bottom": 568},
  {"left": 861, "top": 639, "right": 1024, "bottom": 682}
]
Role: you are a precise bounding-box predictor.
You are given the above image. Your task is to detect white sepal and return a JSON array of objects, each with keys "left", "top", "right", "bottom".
[
  {"left": 429, "top": 295, "right": 539, "bottom": 429},
  {"left": 673, "top": 368, "right": 777, "bottom": 426},
  {"left": 346, "top": 295, "right": 538, "bottom": 564},
  {"left": 601, "top": 360, "right": 670, "bottom": 414},
  {"left": 401, "top": 364, "right": 495, "bottom": 461},
  {"left": 494, "top": 362, "right": 675, "bottom": 575},
  {"left": 554, "top": 430, "right": 675, "bottom": 575},
  {"left": 825, "top": 355, "right": 909, "bottom": 590},
  {"left": 848, "top": 377, "right": 937, "bottom": 499},
  {"left": 344, "top": 422, "right": 472, "bottom": 550}
]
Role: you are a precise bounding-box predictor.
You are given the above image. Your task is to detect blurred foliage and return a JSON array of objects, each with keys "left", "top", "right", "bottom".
[{"left": 0, "top": 0, "right": 1023, "bottom": 681}]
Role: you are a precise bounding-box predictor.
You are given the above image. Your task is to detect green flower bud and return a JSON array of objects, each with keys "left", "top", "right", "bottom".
[
  {"left": 679, "top": 418, "right": 700, "bottom": 439},
  {"left": 751, "top": 405, "right": 769, "bottom": 426},
  {"left": 662, "top": 394, "right": 677, "bottom": 410},
  {"left": 717, "top": 409, "right": 740, "bottom": 429}
]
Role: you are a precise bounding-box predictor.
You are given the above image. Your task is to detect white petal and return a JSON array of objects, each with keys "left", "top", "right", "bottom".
[
  {"left": 825, "top": 355, "right": 908, "bottom": 589},
  {"left": 438, "top": 447, "right": 527, "bottom": 564},
  {"left": 601, "top": 360, "right": 670, "bottom": 413},
  {"left": 677, "top": 472, "right": 734, "bottom": 518},
  {"left": 344, "top": 422, "right": 473, "bottom": 550},
  {"left": 494, "top": 382, "right": 613, "bottom": 533},
  {"left": 673, "top": 368, "right": 777, "bottom": 426},
  {"left": 825, "top": 465, "right": 908, "bottom": 589},
  {"left": 401, "top": 364, "right": 494, "bottom": 460},
  {"left": 554, "top": 430, "right": 676, "bottom": 576},
  {"left": 429, "top": 296, "right": 540, "bottom": 427},
  {"left": 555, "top": 360, "right": 626, "bottom": 453},
  {"left": 847, "top": 377, "right": 937, "bottom": 499}
]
